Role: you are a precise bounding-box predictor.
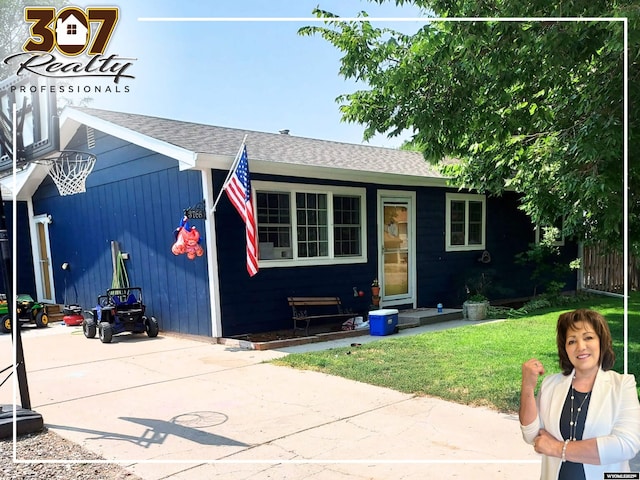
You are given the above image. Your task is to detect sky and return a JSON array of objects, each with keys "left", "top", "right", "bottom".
[{"left": 56, "top": 0, "right": 427, "bottom": 148}]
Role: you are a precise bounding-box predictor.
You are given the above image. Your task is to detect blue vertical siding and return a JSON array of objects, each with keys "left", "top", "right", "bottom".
[
  {"left": 31, "top": 130, "right": 211, "bottom": 336},
  {"left": 3, "top": 201, "right": 37, "bottom": 296},
  {"left": 22, "top": 122, "right": 576, "bottom": 338},
  {"left": 213, "top": 172, "right": 378, "bottom": 336},
  {"left": 214, "top": 170, "right": 578, "bottom": 336},
  {"left": 415, "top": 190, "right": 577, "bottom": 308},
  {"left": 414, "top": 188, "right": 448, "bottom": 306}
]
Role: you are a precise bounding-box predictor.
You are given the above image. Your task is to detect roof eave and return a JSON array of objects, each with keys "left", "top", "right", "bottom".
[
  {"left": 0, "top": 162, "right": 52, "bottom": 200},
  {"left": 194, "top": 153, "right": 450, "bottom": 187},
  {"left": 60, "top": 108, "right": 197, "bottom": 169}
]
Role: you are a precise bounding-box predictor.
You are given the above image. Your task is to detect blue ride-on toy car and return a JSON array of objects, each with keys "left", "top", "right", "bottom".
[{"left": 82, "top": 287, "right": 159, "bottom": 343}]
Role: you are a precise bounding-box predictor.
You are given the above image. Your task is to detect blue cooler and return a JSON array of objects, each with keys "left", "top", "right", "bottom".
[{"left": 368, "top": 309, "right": 399, "bottom": 336}]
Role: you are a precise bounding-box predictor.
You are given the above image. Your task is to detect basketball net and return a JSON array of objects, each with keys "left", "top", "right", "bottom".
[{"left": 42, "top": 151, "right": 97, "bottom": 196}]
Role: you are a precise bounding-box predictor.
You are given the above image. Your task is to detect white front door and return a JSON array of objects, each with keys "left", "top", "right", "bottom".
[
  {"left": 378, "top": 191, "right": 416, "bottom": 308},
  {"left": 33, "top": 215, "right": 55, "bottom": 303}
]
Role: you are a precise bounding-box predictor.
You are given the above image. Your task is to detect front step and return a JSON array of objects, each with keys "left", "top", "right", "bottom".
[{"left": 397, "top": 308, "right": 463, "bottom": 330}]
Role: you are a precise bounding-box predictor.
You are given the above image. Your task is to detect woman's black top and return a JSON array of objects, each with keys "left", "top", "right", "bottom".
[{"left": 558, "top": 387, "right": 591, "bottom": 480}]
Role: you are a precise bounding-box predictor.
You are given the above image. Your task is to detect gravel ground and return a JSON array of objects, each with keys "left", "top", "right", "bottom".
[{"left": 1, "top": 428, "right": 141, "bottom": 480}]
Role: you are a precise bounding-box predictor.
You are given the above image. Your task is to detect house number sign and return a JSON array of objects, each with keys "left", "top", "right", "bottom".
[{"left": 184, "top": 200, "right": 206, "bottom": 220}]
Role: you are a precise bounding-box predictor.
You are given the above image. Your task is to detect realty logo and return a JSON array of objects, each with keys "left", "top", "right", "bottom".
[{"left": 3, "top": 6, "right": 135, "bottom": 84}]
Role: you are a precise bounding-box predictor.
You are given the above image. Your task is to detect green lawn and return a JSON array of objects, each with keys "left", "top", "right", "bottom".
[{"left": 272, "top": 293, "right": 639, "bottom": 413}]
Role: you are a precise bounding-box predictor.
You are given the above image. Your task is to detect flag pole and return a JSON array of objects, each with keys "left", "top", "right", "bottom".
[{"left": 211, "top": 134, "right": 248, "bottom": 213}]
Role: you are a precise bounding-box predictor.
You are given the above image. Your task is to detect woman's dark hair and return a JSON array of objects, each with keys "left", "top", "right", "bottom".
[{"left": 556, "top": 309, "right": 615, "bottom": 375}]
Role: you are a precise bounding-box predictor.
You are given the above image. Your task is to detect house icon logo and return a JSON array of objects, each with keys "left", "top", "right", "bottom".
[
  {"left": 55, "top": 10, "right": 90, "bottom": 55},
  {"left": 21, "top": 6, "right": 119, "bottom": 57},
  {"left": 2, "top": 5, "right": 135, "bottom": 84}
]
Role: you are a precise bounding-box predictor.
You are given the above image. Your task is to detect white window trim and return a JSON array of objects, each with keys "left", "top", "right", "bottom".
[
  {"left": 445, "top": 192, "right": 486, "bottom": 252},
  {"left": 253, "top": 181, "right": 367, "bottom": 268}
]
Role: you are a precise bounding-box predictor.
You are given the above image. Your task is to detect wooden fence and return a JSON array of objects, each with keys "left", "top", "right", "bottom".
[{"left": 581, "top": 244, "right": 639, "bottom": 294}]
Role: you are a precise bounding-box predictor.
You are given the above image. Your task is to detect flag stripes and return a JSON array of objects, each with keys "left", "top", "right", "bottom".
[{"left": 224, "top": 145, "right": 259, "bottom": 276}]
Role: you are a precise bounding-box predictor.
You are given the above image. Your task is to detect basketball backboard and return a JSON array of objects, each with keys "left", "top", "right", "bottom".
[{"left": 0, "top": 74, "right": 59, "bottom": 170}]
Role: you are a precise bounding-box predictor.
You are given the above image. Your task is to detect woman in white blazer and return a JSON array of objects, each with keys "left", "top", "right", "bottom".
[{"left": 519, "top": 309, "right": 640, "bottom": 480}]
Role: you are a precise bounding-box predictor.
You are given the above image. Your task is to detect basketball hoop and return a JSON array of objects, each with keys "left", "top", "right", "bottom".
[{"left": 36, "top": 151, "right": 97, "bottom": 196}]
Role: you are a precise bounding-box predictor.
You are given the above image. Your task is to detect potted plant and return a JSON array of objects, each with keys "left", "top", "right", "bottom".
[
  {"left": 462, "top": 273, "right": 490, "bottom": 321},
  {"left": 371, "top": 279, "right": 381, "bottom": 307},
  {"left": 463, "top": 293, "right": 489, "bottom": 321}
]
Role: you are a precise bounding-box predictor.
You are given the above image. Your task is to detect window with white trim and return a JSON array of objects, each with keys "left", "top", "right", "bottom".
[
  {"left": 255, "top": 182, "right": 366, "bottom": 265},
  {"left": 535, "top": 219, "right": 565, "bottom": 246},
  {"left": 445, "top": 193, "right": 486, "bottom": 251},
  {"left": 257, "top": 192, "right": 291, "bottom": 258}
]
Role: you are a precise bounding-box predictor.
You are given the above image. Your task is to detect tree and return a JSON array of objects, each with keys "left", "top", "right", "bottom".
[
  {"left": 300, "top": 0, "right": 639, "bottom": 254},
  {"left": 0, "top": 1, "right": 94, "bottom": 113},
  {"left": 0, "top": 0, "right": 69, "bottom": 79}
]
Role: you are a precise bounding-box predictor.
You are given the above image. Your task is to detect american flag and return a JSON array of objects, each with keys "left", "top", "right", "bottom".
[{"left": 225, "top": 145, "right": 259, "bottom": 276}]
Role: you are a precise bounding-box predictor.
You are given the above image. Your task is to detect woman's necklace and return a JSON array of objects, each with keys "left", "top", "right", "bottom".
[{"left": 569, "top": 378, "right": 591, "bottom": 441}]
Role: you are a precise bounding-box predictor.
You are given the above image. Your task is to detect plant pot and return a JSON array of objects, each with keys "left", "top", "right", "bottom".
[
  {"left": 463, "top": 300, "right": 488, "bottom": 321},
  {"left": 371, "top": 286, "right": 381, "bottom": 306}
]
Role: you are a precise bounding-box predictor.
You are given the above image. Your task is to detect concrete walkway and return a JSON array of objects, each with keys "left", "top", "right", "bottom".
[{"left": 0, "top": 320, "right": 564, "bottom": 479}]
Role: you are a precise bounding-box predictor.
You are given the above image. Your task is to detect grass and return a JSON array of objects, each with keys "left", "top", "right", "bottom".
[{"left": 271, "top": 292, "right": 640, "bottom": 414}]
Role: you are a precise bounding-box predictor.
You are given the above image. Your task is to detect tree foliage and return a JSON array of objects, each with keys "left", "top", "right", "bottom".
[
  {"left": 300, "top": 0, "right": 639, "bottom": 254},
  {"left": 0, "top": 0, "right": 68, "bottom": 79}
]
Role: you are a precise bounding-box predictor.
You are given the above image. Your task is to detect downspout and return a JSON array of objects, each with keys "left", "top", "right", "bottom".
[{"left": 200, "top": 168, "right": 222, "bottom": 338}]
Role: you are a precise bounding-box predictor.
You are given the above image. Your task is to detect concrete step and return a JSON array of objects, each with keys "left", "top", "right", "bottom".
[{"left": 397, "top": 308, "right": 463, "bottom": 330}]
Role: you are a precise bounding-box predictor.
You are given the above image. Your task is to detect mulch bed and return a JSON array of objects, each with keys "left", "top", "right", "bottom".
[{"left": 231, "top": 323, "right": 347, "bottom": 343}]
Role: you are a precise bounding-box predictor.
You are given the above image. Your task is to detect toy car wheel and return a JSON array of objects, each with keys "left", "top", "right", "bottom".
[
  {"left": 146, "top": 316, "right": 159, "bottom": 338},
  {"left": 35, "top": 311, "right": 49, "bottom": 328},
  {"left": 82, "top": 318, "right": 97, "bottom": 338},
  {"left": 1, "top": 314, "right": 11, "bottom": 333},
  {"left": 99, "top": 322, "right": 113, "bottom": 343}
]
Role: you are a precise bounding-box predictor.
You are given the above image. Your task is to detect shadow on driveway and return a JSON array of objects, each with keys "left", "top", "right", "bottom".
[{"left": 47, "top": 410, "right": 248, "bottom": 449}]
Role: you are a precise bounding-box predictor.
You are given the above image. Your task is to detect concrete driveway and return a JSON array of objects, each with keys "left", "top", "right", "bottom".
[{"left": 2, "top": 322, "right": 544, "bottom": 479}]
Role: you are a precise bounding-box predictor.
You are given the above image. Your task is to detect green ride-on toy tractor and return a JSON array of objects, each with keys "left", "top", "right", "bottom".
[
  {"left": 0, "top": 295, "right": 7, "bottom": 332},
  {"left": 0, "top": 294, "right": 49, "bottom": 333}
]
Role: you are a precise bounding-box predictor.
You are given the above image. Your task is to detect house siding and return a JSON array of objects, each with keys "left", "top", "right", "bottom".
[
  {"left": 17, "top": 117, "right": 578, "bottom": 339},
  {"left": 416, "top": 190, "right": 578, "bottom": 307},
  {"left": 213, "top": 171, "right": 376, "bottom": 336},
  {"left": 214, "top": 169, "right": 578, "bottom": 337},
  {"left": 4, "top": 201, "right": 37, "bottom": 296},
  {"left": 31, "top": 129, "right": 212, "bottom": 336},
  {"left": 438, "top": 193, "right": 536, "bottom": 305}
]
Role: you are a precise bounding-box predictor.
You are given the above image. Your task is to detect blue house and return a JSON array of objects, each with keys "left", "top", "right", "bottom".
[{"left": 6, "top": 107, "right": 577, "bottom": 338}]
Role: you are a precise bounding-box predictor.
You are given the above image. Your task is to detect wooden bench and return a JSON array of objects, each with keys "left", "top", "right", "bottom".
[{"left": 287, "top": 296, "right": 354, "bottom": 336}]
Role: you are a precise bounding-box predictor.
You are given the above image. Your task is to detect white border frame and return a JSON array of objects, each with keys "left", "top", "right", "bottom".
[{"left": 11, "top": 14, "right": 628, "bottom": 469}]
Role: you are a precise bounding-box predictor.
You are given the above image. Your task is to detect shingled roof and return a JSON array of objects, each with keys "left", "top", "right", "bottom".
[{"left": 69, "top": 107, "right": 446, "bottom": 180}]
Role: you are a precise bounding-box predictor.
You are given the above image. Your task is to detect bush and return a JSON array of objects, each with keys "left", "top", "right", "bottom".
[{"left": 486, "top": 291, "right": 595, "bottom": 320}]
